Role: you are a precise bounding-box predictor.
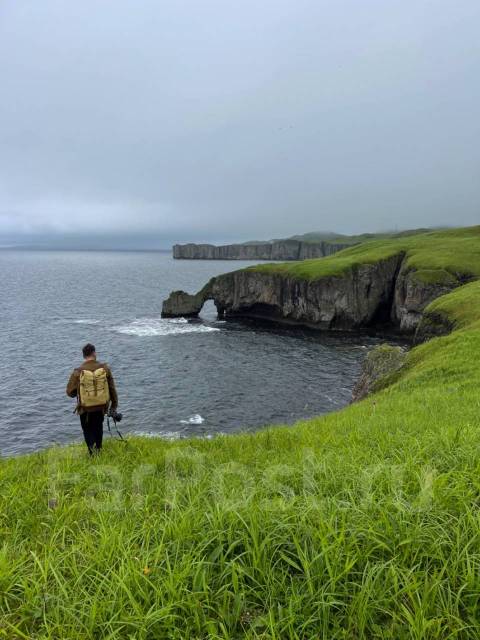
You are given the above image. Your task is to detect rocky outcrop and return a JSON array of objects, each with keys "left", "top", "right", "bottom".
[
  {"left": 161, "top": 290, "right": 206, "bottom": 318},
  {"left": 352, "top": 344, "right": 406, "bottom": 401},
  {"left": 162, "top": 251, "right": 466, "bottom": 336},
  {"left": 208, "top": 254, "right": 404, "bottom": 329},
  {"left": 163, "top": 253, "right": 405, "bottom": 329},
  {"left": 414, "top": 311, "right": 455, "bottom": 344},
  {"left": 173, "top": 240, "right": 353, "bottom": 261},
  {"left": 391, "top": 267, "right": 461, "bottom": 332},
  {"left": 161, "top": 281, "right": 213, "bottom": 318}
]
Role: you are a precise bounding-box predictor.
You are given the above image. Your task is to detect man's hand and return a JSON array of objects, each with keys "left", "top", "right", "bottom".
[{"left": 66, "top": 370, "right": 79, "bottom": 398}]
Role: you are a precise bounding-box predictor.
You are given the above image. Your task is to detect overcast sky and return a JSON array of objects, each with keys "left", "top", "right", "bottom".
[{"left": 0, "top": 0, "right": 479, "bottom": 248}]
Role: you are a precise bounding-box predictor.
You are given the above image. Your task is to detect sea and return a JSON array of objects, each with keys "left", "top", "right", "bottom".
[{"left": 0, "top": 250, "right": 394, "bottom": 456}]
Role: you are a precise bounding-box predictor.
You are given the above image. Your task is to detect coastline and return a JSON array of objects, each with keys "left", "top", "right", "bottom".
[{"left": 2, "top": 226, "right": 480, "bottom": 637}]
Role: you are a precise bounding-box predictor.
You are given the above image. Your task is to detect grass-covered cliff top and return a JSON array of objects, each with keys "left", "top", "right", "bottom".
[
  {"left": 245, "top": 227, "right": 437, "bottom": 246},
  {"left": 2, "top": 230, "right": 480, "bottom": 638},
  {"left": 286, "top": 227, "right": 436, "bottom": 245},
  {"left": 247, "top": 226, "right": 480, "bottom": 282}
]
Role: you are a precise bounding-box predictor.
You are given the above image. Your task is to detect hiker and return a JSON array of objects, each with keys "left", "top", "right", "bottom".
[{"left": 66, "top": 343, "right": 118, "bottom": 455}]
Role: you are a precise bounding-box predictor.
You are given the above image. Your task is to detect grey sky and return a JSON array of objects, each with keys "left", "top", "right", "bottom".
[{"left": 1, "top": 0, "right": 479, "bottom": 248}]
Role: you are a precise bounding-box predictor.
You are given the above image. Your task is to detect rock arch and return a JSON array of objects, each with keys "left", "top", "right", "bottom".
[{"left": 161, "top": 279, "right": 219, "bottom": 318}]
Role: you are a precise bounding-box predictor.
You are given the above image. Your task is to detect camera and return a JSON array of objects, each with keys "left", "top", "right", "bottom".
[{"left": 108, "top": 408, "right": 123, "bottom": 423}]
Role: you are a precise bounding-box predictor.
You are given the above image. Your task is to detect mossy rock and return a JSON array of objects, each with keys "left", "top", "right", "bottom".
[
  {"left": 410, "top": 268, "right": 458, "bottom": 286},
  {"left": 352, "top": 344, "right": 406, "bottom": 401}
]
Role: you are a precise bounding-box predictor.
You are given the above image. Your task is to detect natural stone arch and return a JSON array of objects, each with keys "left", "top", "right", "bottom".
[{"left": 161, "top": 279, "right": 222, "bottom": 318}]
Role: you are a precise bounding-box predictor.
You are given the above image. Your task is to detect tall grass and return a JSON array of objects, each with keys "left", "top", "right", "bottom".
[{"left": 1, "top": 231, "right": 480, "bottom": 638}]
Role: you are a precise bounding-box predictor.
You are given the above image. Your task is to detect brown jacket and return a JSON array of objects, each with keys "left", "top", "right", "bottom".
[{"left": 66, "top": 359, "right": 118, "bottom": 415}]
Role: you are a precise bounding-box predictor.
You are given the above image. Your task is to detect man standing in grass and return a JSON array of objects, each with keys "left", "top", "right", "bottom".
[{"left": 66, "top": 343, "right": 118, "bottom": 455}]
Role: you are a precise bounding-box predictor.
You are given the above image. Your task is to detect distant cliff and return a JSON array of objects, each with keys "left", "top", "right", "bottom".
[{"left": 172, "top": 240, "right": 353, "bottom": 261}]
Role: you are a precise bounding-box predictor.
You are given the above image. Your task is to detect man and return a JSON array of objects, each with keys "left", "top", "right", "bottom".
[{"left": 66, "top": 343, "right": 118, "bottom": 455}]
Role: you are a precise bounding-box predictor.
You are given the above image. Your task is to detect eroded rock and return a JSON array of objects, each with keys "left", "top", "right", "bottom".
[
  {"left": 162, "top": 254, "right": 464, "bottom": 337},
  {"left": 414, "top": 311, "right": 455, "bottom": 344},
  {"left": 391, "top": 267, "right": 461, "bottom": 333},
  {"left": 206, "top": 254, "right": 404, "bottom": 329},
  {"left": 352, "top": 344, "right": 406, "bottom": 401},
  {"left": 161, "top": 281, "right": 213, "bottom": 318}
]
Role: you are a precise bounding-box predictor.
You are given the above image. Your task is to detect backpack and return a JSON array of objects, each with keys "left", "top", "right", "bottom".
[{"left": 79, "top": 367, "right": 110, "bottom": 409}]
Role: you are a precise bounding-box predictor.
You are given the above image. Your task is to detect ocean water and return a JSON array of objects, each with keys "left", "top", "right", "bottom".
[{"left": 0, "top": 250, "right": 391, "bottom": 456}]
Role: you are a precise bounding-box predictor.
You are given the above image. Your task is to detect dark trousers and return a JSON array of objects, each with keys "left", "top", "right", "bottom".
[{"left": 80, "top": 411, "right": 104, "bottom": 454}]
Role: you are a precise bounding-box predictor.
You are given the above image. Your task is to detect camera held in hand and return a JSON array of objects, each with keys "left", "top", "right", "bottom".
[{"left": 108, "top": 408, "right": 123, "bottom": 423}]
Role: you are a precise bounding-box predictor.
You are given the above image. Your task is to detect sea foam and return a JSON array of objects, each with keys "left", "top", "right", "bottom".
[
  {"left": 73, "top": 319, "right": 102, "bottom": 325},
  {"left": 180, "top": 414, "right": 205, "bottom": 425},
  {"left": 114, "top": 318, "right": 220, "bottom": 337}
]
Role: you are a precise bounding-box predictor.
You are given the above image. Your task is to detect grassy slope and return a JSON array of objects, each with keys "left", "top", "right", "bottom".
[
  {"left": 248, "top": 226, "right": 480, "bottom": 282},
  {"left": 244, "top": 228, "right": 434, "bottom": 247},
  {"left": 2, "top": 228, "right": 480, "bottom": 639},
  {"left": 287, "top": 228, "right": 435, "bottom": 245}
]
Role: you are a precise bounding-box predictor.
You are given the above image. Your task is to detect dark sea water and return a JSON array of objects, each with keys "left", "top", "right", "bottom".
[{"left": 0, "top": 250, "right": 393, "bottom": 457}]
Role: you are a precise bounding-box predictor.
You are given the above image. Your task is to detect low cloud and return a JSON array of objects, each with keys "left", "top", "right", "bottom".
[{"left": 1, "top": 0, "right": 479, "bottom": 247}]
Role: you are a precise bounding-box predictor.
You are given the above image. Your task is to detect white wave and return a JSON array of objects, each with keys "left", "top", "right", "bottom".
[
  {"left": 180, "top": 414, "right": 205, "bottom": 425},
  {"left": 114, "top": 318, "right": 220, "bottom": 337},
  {"left": 74, "top": 319, "right": 102, "bottom": 325}
]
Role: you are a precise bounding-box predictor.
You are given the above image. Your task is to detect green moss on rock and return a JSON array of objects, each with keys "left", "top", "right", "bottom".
[
  {"left": 352, "top": 344, "right": 406, "bottom": 401},
  {"left": 410, "top": 268, "right": 459, "bottom": 286}
]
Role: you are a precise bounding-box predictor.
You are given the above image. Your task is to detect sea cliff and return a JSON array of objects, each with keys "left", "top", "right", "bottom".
[
  {"left": 163, "top": 227, "right": 480, "bottom": 340},
  {"left": 173, "top": 240, "right": 353, "bottom": 260}
]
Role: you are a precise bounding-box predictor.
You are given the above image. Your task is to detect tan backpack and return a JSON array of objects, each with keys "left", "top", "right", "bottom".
[{"left": 79, "top": 367, "right": 110, "bottom": 409}]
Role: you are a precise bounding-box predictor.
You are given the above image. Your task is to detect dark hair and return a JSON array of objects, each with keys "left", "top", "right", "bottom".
[{"left": 82, "top": 343, "right": 96, "bottom": 358}]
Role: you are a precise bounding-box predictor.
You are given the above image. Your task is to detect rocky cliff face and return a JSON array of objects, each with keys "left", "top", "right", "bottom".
[
  {"left": 352, "top": 344, "right": 406, "bottom": 401},
  {"left": 391, "top": 266, "right": 461, "bottom": 333},
  {"left": 208, "top": 254, "right": 404, "bottom": 329},
  {"left": 173, "top": 240, "right": 353, "bottom": 261},
  {"left": 162, "top": 252, "right": 464, "bottom": 335},
  {"left": 414, "top": 310, "right": 455, "bottom": 344}
]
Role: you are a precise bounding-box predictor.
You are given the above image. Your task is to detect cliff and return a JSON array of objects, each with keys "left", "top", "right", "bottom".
[
  {"left": 173, "top": 240, "right": 353, "bottom": 260},
  {"left": 172, "top": 228, "right": 437, "bottom": 260},
  {"left": 163, "top": 227, "right": 480, "bottom": 337},
  {"left": 162, "top": 253, "right": 464, "bottom": 337},
  {"left": 207, "top": 254, "right": 404, "bottom": 329}
]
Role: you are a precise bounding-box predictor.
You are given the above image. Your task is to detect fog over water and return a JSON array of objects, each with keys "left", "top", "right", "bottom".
[{"left": 1, "top": 1, "right": 479, "bottom": 248}]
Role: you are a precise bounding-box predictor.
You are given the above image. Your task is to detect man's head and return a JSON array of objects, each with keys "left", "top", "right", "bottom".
[{"left": 82, "top": 343, "right": 96, "bottom": 360}]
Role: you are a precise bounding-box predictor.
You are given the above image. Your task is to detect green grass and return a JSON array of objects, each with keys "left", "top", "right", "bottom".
[
  {"left": 244, "top": 227, "right": 433, "bottom": 247},
  {"left": 2, "top": 227, "right": 480, "bottom": 638},
  {"left": 287, "top": 227, "right": 436, "bottom": 245},
  {"left": 409, "top": 269, "right": 459, "bottom": 286},
  {"left": 247, "top": 226, "right": 480, "bottom": 282},
  {"left": 423, "top": 279, "right": 480, "bottom": 332}
]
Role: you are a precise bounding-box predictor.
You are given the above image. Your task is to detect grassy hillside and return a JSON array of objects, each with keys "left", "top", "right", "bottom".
[
  {"left": 249, "top": 226, "right": 480, "bottom": 283},
  {"left": 2, "top": 227, "right": 480, "bottom": 639},
  {"left": 286, "top": 228, "right": 435, "bottom": 245},
  {"left": 242, "top": 227, "right": 435, "bottom": 247}
]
